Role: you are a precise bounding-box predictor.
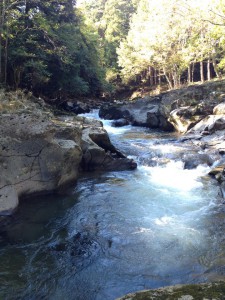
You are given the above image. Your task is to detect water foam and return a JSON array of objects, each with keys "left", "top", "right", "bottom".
[{"left": 140, "top": 161, "right": 210, "bottom": 192}]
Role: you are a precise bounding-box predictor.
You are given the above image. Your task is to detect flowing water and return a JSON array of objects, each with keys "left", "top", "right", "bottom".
[{"left": 1, "top": 111, "right": 225, "bottom": 300}]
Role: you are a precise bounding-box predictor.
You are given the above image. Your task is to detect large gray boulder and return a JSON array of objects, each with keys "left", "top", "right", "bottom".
[
  {"left": 99, "top": 97, "right": 173, "bottom": 131},
  {"left": 79, "top": 116, "right": 137, "bottom": 171},
  {"left": 0, "top": 98, "right": 136, "bottom": 215},
  {"left": 188, "top": 115, "right": 225, "bottom": 134},
  {"left": 169, "top": 106, "right": 203, "bottom": 133},
  {"left": 100, "top": 81, "right": 225, "bottom": 132},
  {"left": 0, "top": 112, "right": 83, "bottom": 215}
]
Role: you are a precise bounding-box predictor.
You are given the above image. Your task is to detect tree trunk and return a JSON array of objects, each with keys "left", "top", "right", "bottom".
[
  {"left": 191, "top": 62, "right": 195, "bottom": 83},
  {"left": 4, "top": 20, "right": 8, "bottom": 85},
  {"left": 207, "top": 58, "right": 211, "bottom": 81},
  {"left": 154, "top": 69, "right": 157, "bottom": 85},
  {"left": 200, "top": 60, "right": 204, "bottom": 83},
  {"left": 188, "top": 64, "right": 191, "bottom": 84},
  {"left": 163, "top": 68, "right": 173, "bottom": 89},
  {"left": 212, "top": 55, "right": 221, "bottom": 79},
  {"left": 0, "top": 1, "right": 5, "bottom": 85},
  {"left": 14, "top": 67, "right": 22, "bottom": 89},
  {"left": 149, "top": 66, "right": 154, "bottom": 86}
]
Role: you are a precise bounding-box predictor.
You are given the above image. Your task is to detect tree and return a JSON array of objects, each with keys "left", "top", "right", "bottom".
[
  {"left": 80, "top": 0, "right": 137, "bottom": 83},
  {"left": 0, "top": 0, "right": 105, "bottom": 99},
  {"left": 117, "top": 0, "right": 225, "bottom": 89}
]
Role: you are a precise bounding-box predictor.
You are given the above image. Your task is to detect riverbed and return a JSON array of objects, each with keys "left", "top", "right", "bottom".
[{"left": 1, "top": 111, "right": 225, "bottom": 300}]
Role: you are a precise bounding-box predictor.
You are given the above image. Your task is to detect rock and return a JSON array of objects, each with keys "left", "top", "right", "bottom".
[
  {"left": 0, "top": 100, "right": 136, "bottom": 215},
  {"left": 169, "top": 106, "right": 204, "bottom": 133},
  {"left": 99, "top": 84, "right": 220, "bottom": 132},
  {"left": 60, "top": 100, "right": 90, "bottom": 114},
  {"left": 0, "top": 184, "right": 18, "bottom": 215},
  {"left": 189, "top": 115, "right": 225, "bottom": 134},
  {"left": 99, "top": 104, "right": 127, "bottom": 120},
  {"left": 0, "top": 113, "right": 82, "bottom": 215},
  {"left": 220, "top": 181, "right": 225, "bottom": 199},
  {"left": 183, "top": 153, "right": 213, "bottom": 169},
  {"left": 116, "top": 281, "right": 225, "bottom": 300},
  {"left": 99, "top": 98, "right": 173, "bottom": 131},
  {"left": 213, "top": 102, "right": 225, "bottom": 115},
  {"left": 146, "top": 106, "right": 159, "bottom": 128},
  {"left": 209, "top": 165, "right": 225, "bottom": 177},
  {"left": 112, "top": 118, "right": 129, "bottom": 127},
  {"left": 80, "top": 117, "right": 137, "bottom": 171}
]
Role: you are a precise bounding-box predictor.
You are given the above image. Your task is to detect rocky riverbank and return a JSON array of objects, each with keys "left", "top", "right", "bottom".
[
  {"left": 117, "top": 282, "right": 225, "bottom": 300},
  {"left": 99, "top": 79, "right": 225, "bottom": 200},
  {"left": 0, "top": 91, "right": 136, "bottom": 215}
]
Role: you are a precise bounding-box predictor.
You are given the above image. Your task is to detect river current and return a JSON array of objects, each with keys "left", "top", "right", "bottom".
[{"left": 1, "top": 110, "right": 225, "bottom": 300}]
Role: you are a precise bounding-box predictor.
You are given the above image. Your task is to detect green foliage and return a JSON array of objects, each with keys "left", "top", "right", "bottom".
[
  {"left": 117, "top": 0, "right": 225, "bottom": 88},
  {"left": 0, "top": 0, "right": 105, "bottom": 98},
  {"left": 80, "top": 0, "right": 137, "bottom": 71},
  {"left": 3, "top": 0, "right": 225, "bottom": 97}
]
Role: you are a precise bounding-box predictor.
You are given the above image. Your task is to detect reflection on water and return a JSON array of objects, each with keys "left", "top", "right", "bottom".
[{"left": 0, "top": 112, "right": 225, "bottom": 300}]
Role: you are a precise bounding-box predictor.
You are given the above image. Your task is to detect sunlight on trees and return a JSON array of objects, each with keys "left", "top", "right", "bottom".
[
  {"left": 116, "top": 0, "right": 225, "bottom": 89},
  {"left": 2, "top": 0, "right": 225, "bottom": 96}
]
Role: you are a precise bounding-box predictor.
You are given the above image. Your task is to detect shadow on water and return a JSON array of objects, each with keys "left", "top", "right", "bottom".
[{"left": 1, "top": 113, "right": 225, "bottom": 300}]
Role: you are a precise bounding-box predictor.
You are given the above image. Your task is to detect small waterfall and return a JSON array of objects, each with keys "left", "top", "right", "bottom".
[{"left": 0, "top": 110, "right": 224, "bottom": 300}]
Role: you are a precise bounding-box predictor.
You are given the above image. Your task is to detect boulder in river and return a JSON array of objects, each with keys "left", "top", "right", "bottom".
[
  {"left": 112, "top": 118, "right": 129, "bottom": 127},
  {"left": 100, "top": 81, "right": 225, "bottom": 133},
  {"left": 168, "top": 106, "right": 205, "bottom": 133},
  {"left": 188, "top": 115, "right": 225, "bottom": 134},
  {"left": 99, "top": 97, "right": 173, "bottom": 131},
  {"left": 0, "top": 96, "right": 136, "bottom": 215},
  {"left": 213, "top": 102, "right": 225, "bottom": 115},
  {"left": 80, "top": 116, "right": 137, "bottom": 171},
  {"left": 0, "top": 112, "right": 83, "bottom": 215}
]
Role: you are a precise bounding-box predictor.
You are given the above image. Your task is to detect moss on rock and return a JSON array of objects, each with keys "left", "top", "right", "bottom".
[{"left": 117, "top": 282, "right": 225, "bottom": 300}]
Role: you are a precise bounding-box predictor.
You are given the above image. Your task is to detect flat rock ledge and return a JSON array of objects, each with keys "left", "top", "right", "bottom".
[
  {"left": 117, "top": 281, "right": 225, "bottom": 300},
  {"left": 0, "top": 96, "right": 136, "bottom": 215}
]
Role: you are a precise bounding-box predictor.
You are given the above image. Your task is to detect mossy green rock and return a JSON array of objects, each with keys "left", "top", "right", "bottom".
[{"left": 117, "top": 282, "right": 225, "bottom": 300}]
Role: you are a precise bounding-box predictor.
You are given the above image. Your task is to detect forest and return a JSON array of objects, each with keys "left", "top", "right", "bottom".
[{"left": 1, "top": 0, "right": 225, "bottom": 100}]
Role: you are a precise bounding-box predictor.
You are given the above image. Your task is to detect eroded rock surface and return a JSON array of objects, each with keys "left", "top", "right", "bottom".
[
  {"left": 0, "top": 96, "right": 136, "bottom": 215},
  {"left": 0, "top": 111, "right": 82, "bottom": 215},
  {"left": 100, "top": 80, "right": 225, "bottom": 133}
]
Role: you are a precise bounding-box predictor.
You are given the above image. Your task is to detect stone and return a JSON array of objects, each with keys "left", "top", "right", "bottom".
[
  {"left": 0, "top": 113, "right": 83, "bottom": 215},
  {"left": 0, "top": 99, "right": 136, "bottom": 215},
  {"left": 213, "top": 102, "right": 225, "bottom": 115},
  {"left": 81, "top": 122, "right": 137, "bottom": 171},
  {"left": 112, "top": 118, "right": 129, "bottom": 127},
  {"left": 183, "top": 153, "right": 213, "bottom": 169},
  {"left": 169, "top": 107, "right": 204, "bottom": 133},
  {"left": 99, "top": 104, "right": 126, "bottom": 120},
  {"left": 116, "top": 282, "right": 225, "bottom": 300}
]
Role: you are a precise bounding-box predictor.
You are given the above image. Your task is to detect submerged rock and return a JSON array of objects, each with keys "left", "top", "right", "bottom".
[
  {"left": 112, "top": 118, "right": 129, "bottom": 127},
  {"left": 183, "top": 153, "right": 213, "bottom": 169}
]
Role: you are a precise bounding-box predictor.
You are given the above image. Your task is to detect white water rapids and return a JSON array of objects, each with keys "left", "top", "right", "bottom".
[{"left": 0, "top": 110, "right": 225, "bottom": 300}]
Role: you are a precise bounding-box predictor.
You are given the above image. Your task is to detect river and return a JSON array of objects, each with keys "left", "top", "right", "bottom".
[{"left": 1, "top": 110, "right": 225, "bottom": 300}]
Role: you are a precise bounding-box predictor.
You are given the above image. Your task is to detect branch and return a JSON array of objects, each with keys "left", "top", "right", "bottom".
[{"left": 202, "top": 19, "right": 225, "bottom": 26}]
